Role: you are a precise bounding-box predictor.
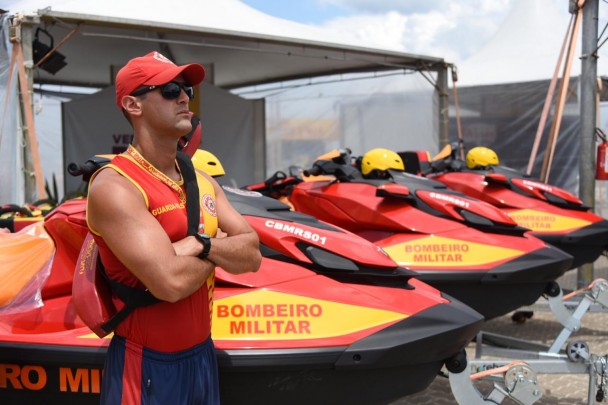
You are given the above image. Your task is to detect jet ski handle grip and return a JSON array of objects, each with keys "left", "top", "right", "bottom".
[{"left": 303, "top": 165, "right": 322, "bottom": 177}]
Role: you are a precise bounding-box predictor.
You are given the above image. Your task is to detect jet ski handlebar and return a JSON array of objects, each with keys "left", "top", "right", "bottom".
[
  {"left": 67, "top": 156, "right": 112, "bottom": 182},
  {"left": 302, "top": 148, "right": 354, "bottom": 177},
  {"left": 244, "top": 170, "right": 302, "bottom": 198},
  {"left": 302, "top": 165, "right": 323, "bottom": 177},
  {"left": 424, "top": 155, "right": 467, "bottom": 175},
  {"left": 303, "top": 159, "right": 362, "bottom": 182}
]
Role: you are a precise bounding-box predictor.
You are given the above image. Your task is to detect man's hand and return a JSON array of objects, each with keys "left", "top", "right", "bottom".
[{"left": 198, "top": 173, "right": 262, "bottom": 275}]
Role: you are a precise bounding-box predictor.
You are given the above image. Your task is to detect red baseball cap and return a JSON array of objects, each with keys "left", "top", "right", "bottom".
[{"left": 115, "top": 51, "right": 205, "bottom": 109}]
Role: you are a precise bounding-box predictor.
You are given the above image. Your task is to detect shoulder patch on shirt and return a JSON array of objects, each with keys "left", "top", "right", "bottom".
[{"left": 202, "top": 194, "right": 217, "bottom": 217}]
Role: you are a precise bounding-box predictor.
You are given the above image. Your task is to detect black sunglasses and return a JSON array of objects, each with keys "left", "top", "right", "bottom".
[{"left": 131, "top": 81, "right": 194, "bottom": 100}]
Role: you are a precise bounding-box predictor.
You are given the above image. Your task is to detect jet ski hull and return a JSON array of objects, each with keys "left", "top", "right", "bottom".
[
  {"left": 430, "top": 171, "right": 608, "bottom": 269},
  {"left": 289, "top": 180, "right": 573, "bottom": 320},
  {"left": 252, "top": 216, "right": 572, "bottom": 319},
  {"left": 529, "top": 219, "right": 608, "bottom": 268},
  {"left": 0, "top": 291, "right": 482, "bottom": 405},
  {"left": 218, "top": 298, "right": 481, "bottom": 404},
  {"left": 372, "top": 236, "right": 572, "bottom": 319}
]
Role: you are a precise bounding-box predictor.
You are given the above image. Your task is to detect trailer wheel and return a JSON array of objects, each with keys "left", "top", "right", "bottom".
[{"left": 566, "top": 340, "right": 590, "bottom": 362}]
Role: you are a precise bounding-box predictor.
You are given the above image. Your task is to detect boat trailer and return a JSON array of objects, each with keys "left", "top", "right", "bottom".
[{"left": 454, "top": 278, "right": 608, "bottom": 404}]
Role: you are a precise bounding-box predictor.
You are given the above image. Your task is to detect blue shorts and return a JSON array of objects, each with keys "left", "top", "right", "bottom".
[{"left": 100, "top": 335, "right": 220, "bottom": 405}]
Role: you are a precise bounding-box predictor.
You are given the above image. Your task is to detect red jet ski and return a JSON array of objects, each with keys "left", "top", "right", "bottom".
[
  {"left": 408, "top": 145, "right": 608, "bottom": 269},
  {"left": 225, "top": 186, "right": 417, "bottom": 288},
  {"left": 0, "top": 162, "right": 483, "bottom": 405},
  {"left": 247, "top": 149, "right": 573, "bottom": 320}
]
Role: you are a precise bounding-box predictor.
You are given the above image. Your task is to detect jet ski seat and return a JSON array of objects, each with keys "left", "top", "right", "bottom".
[{"left": 397, "top": 151, "right": 432, "bottom": 175}]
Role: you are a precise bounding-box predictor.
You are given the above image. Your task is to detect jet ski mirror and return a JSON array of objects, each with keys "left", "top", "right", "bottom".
[
  {"left": 376, "top": 183, "right": 411, "bottom": 199},
  {"left": 288, "top": 165, "right": 304, "bottom": 177}
]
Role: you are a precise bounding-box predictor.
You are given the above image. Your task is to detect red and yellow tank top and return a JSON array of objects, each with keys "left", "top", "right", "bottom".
[{"left": 87, "top": 146, "right": 218, "bottom": 352}]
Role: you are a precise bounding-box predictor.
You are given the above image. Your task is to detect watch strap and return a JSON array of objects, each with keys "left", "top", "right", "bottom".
[{"left": 195, "top": 233, "right": 211, "bottom": 259}]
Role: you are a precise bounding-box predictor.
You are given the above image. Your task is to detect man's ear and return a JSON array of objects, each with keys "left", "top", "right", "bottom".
[{"left": 122, "top": 96, "right": 143, "bottom": 117}]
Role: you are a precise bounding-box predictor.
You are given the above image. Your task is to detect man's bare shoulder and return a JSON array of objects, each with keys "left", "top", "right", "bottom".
[
  {"left": 89, "top": 168, "right": 138, "bottom": 201},
  {"left": 88, "top": 168, "right": 147, "bottom": 227}
]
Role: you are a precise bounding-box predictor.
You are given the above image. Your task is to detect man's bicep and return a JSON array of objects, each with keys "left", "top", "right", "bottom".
[
  {"left": 88, "top": 174, "right": 175, "bottom": 276},
  {"left": 215, "top": 193, "right": 255, "bottom": 236},
  {"left": 208, "top": 177, "right": 253, "bottom": 236}
]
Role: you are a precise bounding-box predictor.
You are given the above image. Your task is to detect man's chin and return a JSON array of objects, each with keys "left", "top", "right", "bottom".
[{"left": 177, "top": 120, "right": 193, "bottom": 134}]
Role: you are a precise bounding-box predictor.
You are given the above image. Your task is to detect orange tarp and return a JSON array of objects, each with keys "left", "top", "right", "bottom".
[{"left": 0, "top": 222, "right": 54, "bottom": 307}]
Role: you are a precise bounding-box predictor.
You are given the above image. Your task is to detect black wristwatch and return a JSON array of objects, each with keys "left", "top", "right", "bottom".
[{"left": 194, "top": 233, "right": 211, "bottom": 259}]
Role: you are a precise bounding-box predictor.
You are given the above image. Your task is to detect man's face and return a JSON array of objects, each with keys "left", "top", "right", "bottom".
[{"left": 138, "top": 74, "right": 193, "bottom": 138}]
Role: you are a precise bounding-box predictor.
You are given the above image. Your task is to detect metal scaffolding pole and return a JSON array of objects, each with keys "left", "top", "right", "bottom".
[
  {"left": 578, "top": 0, "right": 599, "bottom": 286},
  {"left": 437, "top": 64, "right": 450, "bottom": 148}
]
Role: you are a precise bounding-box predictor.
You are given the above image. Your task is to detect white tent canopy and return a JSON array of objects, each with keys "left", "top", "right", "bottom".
[
  {"left": 457, "top": 0, "right": 608, "bottom": 86},
  {"left": 5, "top": 0, "right": 446, "bottom": 89}
]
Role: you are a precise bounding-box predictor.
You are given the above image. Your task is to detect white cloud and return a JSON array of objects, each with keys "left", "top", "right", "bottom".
[{"left": 314, "top": 0, "right": 514, "bottom": 63}]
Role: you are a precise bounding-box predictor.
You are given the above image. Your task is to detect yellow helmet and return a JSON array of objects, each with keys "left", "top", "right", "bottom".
[
  {"left": 191, "top": 149, "right": 225, "bottom": 177},
  {"left": 466, "top": 147, "right": 499, "bottom": 169},
  {"left": 361, "top": 148, "right": 404, "bottom": 175}
]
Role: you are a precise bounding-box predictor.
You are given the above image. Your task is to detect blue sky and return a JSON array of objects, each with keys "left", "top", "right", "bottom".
[
  {"left": 241, "top": 0, "right": 350, "bottom": 25},
  {"left": 239, "top": 0, "right": 489, "bottom": 23}
]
